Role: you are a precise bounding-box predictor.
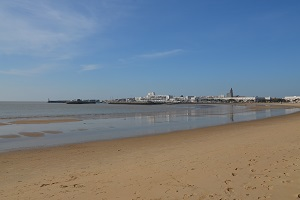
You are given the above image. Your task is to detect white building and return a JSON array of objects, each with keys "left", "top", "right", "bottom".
[
  {"left": 265, "top": 97, "right": 271, "bottom": 101},
  {"left": 222, "top": 96, "right": 265, "bottom": 102},
  {"left": 199, "top": 96, "right": 265, "bottom": 103},
  {"left": 136, "top": 92, "right": 173, "bottom": 103},
  {"left": 284, "top": 96, "right": 300, "bottom": 103}
]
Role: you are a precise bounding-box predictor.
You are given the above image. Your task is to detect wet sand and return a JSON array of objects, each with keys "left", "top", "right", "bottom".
[
  {"left": 18, "top": 132, "right": 45, "bottom": 137},
  {"left": 0, "top": 134, "right": 21, "bottom": 139},
  {"left": 10, "top": 118, "right": 81, "bottom": 124},
  {"left": 1, "top": 104, "right": 300, "bottom": 199},
  {"left": 42, "top": 130, "right": 63, "bottom": 134},
  {"left": 241, "top": 103, "right": 296, "bottom": 111},
  {"left": 0, "top": 131, "right": 63, "bottom": 140},
  {"left": 0, "top": 123, "right": 9, "bottom": 126}
]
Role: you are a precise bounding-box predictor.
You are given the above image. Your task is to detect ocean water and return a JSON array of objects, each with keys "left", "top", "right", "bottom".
[{"left": 0, "top": 102, "right": 299, "bottom": 152}]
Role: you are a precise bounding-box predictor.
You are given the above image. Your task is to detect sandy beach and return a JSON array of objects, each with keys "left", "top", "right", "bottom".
[{"left": 1, "top": 104, "right": 300, "bottom": 200}]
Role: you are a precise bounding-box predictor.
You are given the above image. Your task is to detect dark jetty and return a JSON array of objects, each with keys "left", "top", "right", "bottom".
[
  {"left": 66, "top": 99, "right": 98, "bottom": 104},
  {"left": 48, "top": 99, "right": 68, "bottom": 103}
]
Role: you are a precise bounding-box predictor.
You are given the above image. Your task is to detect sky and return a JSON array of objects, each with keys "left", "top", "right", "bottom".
[{"left": 0, "top": 0, "right": 300, "bottom": 101}]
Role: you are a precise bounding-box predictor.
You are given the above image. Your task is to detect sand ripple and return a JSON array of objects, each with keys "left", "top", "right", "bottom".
[
  {"left": 0, "top": 134, "right": 21, "bottom": 139},
  {"left": 42, "top": 131, "right": 63, "bottom": 134},
  {"left": 19, "top": 132, "right": 45, "bottom": 137}
]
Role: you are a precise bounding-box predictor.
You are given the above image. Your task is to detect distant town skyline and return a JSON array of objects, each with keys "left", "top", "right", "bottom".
[{"left": 1, "top": 0, "right": 300, "bottom": 101}]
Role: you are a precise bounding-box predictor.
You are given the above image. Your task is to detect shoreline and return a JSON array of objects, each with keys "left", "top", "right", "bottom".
[
  {"left": 1, "top": 103, "right": 300, "bottom": 199},
  {"left": 0, "top": 103, "right": 299, "bottom": 153}
]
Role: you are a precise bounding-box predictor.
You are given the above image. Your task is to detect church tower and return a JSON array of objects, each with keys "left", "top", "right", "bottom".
[{"left": 227, "top": 88, "right": 234, "bottom": 97}]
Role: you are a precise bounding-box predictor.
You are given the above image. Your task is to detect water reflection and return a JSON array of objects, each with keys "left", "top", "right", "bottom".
[
  {"left": 228, "top": 105, "right": 234, "bottom": 122},
  {"left": 124, "top": 106, "right": 298, "bottom": 126}
]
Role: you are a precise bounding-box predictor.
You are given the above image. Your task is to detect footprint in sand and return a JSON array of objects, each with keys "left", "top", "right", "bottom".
[
  {"left": 257, "top": 195, "right": 271, "bottom": 199},
  {"left": 225, "top": 187, "right": 234, "bottom": 194},
  {"left": 250, "top": 169, "right": 256, "bottom": 172},
  {"left": 73, "top": 184, "right": 85, "bottom": 188},
  {"left": 283, "top": 172, "right": 290, "bottom": 177},
  {"left": 248, "top": 158, "right": 258, "bottom": 166},
  {"left": 244, "top": 185, "right": 257, "bottom": 190},
  {"left": 282, "top": 180, "right": 292, "bottom": 184},
  {"left": 253, "top": 175, "right": 262, "bottom": 179},
  {"left": 207, "top": 193, "right": 218, "bottom": 198},
  {"left": 267, "top": 185, "right": 273, "bottom": 190},
  {"left": 66, "top": 175, "right": 78, "bottom": 182},
  {"left": 261, "top": 183, "right": 273, "bottom": 190}
]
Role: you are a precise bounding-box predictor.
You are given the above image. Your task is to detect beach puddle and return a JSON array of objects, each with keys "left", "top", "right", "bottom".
[
  {"left": 0, "top": 134, "right": 21, "bottom": 139},
  {"left": 19, "top": 132, "right": 45, "bottom": 137},
  {"left": 42, "top": 130, "right": 63, "bottom": 134}
]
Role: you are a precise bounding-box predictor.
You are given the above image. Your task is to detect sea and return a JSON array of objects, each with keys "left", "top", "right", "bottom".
[{"left": 0, "top": 101, "right": 299, "bottom": 152}]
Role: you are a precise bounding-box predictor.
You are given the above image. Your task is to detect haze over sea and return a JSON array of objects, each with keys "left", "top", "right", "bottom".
[{"left": 0, "top": 101, "right": 299, "bottom": 152}]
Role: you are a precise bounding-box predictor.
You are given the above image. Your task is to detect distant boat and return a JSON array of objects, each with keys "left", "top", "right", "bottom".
[{"left": 66, "top": 99, "right": 97, "bottom": 104}]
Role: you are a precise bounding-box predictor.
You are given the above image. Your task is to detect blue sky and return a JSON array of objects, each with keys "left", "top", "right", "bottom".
[{"left": 0, "top": 0, "right": 299, "bottom": 101}]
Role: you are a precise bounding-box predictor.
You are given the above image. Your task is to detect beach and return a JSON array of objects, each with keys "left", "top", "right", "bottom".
[{"left": 1, "top": 104, "right": 300, "bottom": 200}]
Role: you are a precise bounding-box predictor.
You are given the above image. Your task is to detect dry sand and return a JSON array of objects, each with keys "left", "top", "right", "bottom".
[{"left": 1, "top": 104, "right": 300, "bottom": 200}]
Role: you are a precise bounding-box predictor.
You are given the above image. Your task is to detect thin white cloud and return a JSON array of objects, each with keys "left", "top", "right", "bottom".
[
  {"left": 0, "top": 65, "right": 52, "bottom": 76},
  {"left": 118, "top": 49, "right": 184, "bottom": 65},
  {"left": 0, "top": 0, "right": 96, "bottom": 56},
  {"left": 137, "top": 49, "right": 184, "bottom": 59},
  {"left": 0, "top": 1, "right": 137, "bottom": 77},
  {"left": 0, "top": 0, "right": 133, "bottom": 77},
  {"left": 80, "top": 64, "right": 101, "bottom": 72}
]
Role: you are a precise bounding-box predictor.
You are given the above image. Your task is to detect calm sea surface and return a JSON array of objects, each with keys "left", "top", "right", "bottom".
[{"left": 0, "top": 102, "right": 299, "bottom": 152}]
